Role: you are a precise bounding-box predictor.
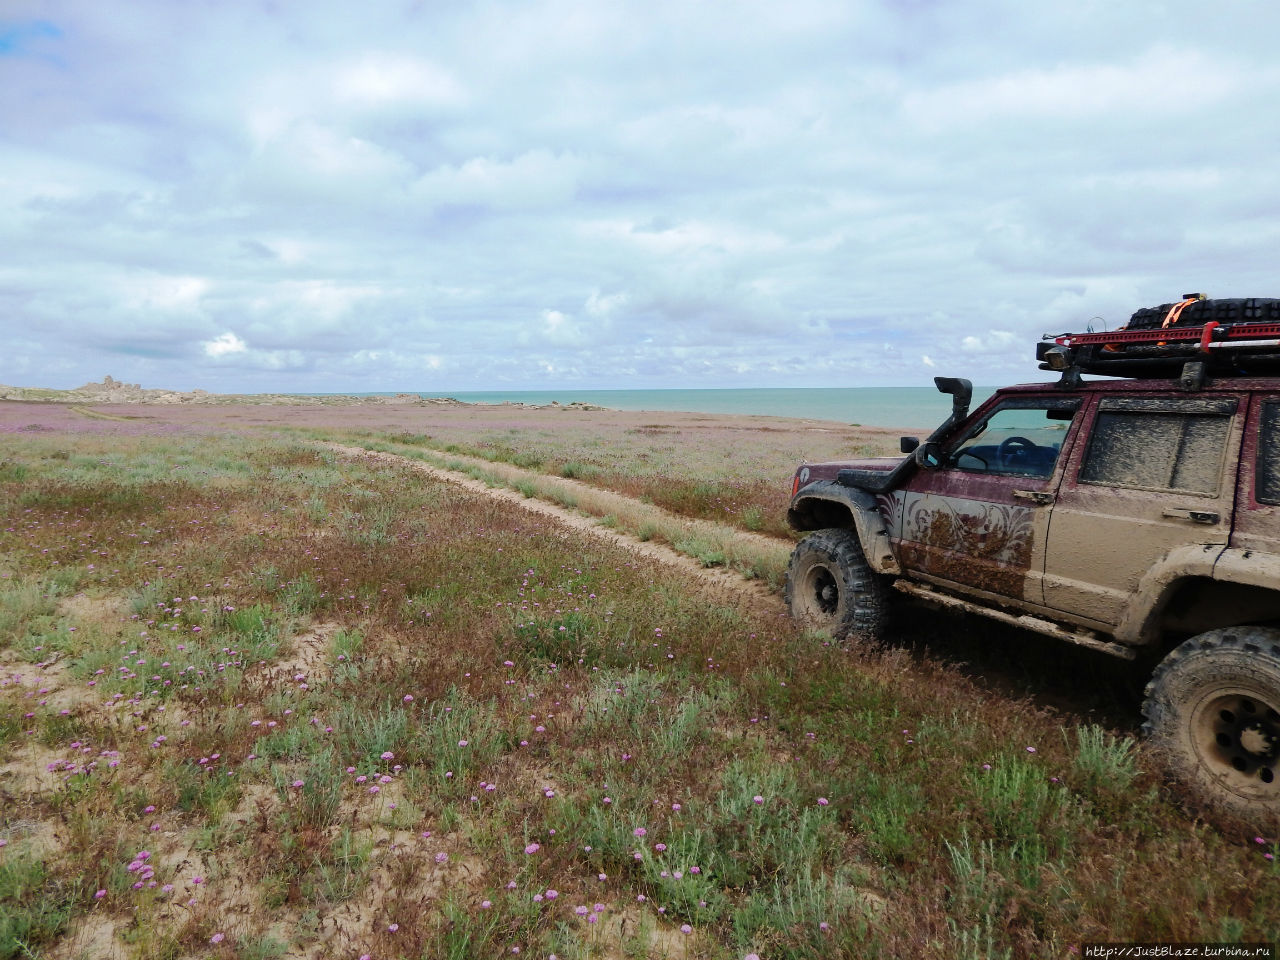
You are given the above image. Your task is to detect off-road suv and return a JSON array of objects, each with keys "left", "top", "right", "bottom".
[{"left": 785, "top": 296, "right": 1280, "bottom": 824}]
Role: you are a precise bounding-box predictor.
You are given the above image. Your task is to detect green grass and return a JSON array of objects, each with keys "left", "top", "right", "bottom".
[
  {"left": 1071, "top": 723, "right": 1140, "bottom": 793},
  {"left": 0, "top": 426, "right": 1276, "bottom": 959},
  {"left": 352, "top": 437, "right": 793, "bottom": 586},
  {"left": 325, "top": 416, "right": 901, "bottom": 542},
  {"left": 0, "top": 842, "right": 79, "bottom": 959}
]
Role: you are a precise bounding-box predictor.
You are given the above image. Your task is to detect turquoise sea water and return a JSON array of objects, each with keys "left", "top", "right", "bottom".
[{"left": 423, "top": 386, "right": 1003, "bottom": 429}]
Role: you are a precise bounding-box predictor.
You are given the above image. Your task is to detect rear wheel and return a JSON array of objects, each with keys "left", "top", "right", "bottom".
[
  {"left": 1143, "top": 627, "right": 1280, "bottom": 826},
  {"left": 785, "top": 529, "right": 891, "bottom": 641}
]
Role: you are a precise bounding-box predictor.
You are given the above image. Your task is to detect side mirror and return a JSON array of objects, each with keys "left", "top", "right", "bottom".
[
  {"left": 913, "top": 441, "right": 945, "bottom": 470},
  {"left": 899, "top": 436, "right": 920, "bottom": 454}
]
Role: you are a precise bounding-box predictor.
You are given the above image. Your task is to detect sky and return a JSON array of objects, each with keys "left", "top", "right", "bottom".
[{"left": 3, "top": 0, "right": 1280, "bottom": 393}]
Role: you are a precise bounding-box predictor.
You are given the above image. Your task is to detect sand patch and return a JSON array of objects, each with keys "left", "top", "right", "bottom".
[
  {"left": 0, "top": 655, "right": 103, "bottom": 719},
  {"left": 0, "top": 741, "right": 87, "bottom": 799},
  {"left": 0, "top": 591, "right": 134, "bottom": 724},
  {"left": 593, "top": 906, "right": 696, "bottom": 960},
  {"left": 226, "top": 781, "right": 283, "bottom": 826},
  {"left": 280, "top": 833, "right": 483, "bottom": 960},
  {"left": 57, "top": 592, "right": 129, "bottom": 629},
  {"left": 268, "top": 621, "right": 341, "bottom": 689},
  {"left": 45, "top": 913, "right": 122, "bottom": 960},
  {"left": 0, "top": 815, "right": 63, "bottom": 860}
]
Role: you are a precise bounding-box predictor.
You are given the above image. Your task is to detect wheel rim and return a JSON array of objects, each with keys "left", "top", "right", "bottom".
[
  {"left": 800, "top": 564, "right": 840, "bottom": 618},
  {"left": 1190, "top": 688, "right": 1280, "bottom": 800}
]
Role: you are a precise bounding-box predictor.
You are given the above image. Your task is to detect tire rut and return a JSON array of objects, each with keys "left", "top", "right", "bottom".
[{"left": 325, "top": 443, "right": 788, "bottom": 621}]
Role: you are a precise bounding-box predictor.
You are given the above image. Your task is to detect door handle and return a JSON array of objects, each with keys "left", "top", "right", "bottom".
[
  {"left": 1162, "top": 507, "right": 1220, "bottom": 524},
  {"left": 1012, "top": 490, "right": 1055, "bottom": 505}
]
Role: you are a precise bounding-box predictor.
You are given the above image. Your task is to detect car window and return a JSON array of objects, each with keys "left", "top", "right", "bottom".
[
  {"left": 949, "top": 402, "right": 1077, "bottom": 478},
  {"left": 1258, "top": 400, "right": 1280, "bottom": 505},
  {"left": 1080, "top": 405, "right": 1232, "bottom": 495}
]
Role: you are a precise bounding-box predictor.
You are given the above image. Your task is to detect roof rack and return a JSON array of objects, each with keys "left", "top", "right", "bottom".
[{"left": 1038, "top": 297, "right": 1280, "bottom": 386}]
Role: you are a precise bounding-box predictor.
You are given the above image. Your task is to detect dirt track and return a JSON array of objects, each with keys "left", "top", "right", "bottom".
[{"left": 328, "top": 443, "right": 789, "bottom": 621}]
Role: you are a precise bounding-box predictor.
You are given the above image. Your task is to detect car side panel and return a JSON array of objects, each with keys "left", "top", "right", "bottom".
[
  {"left": 893, "top": 393, "right": 1082, "bottom": 605},
  {"left": 1042, "top": 392, "right": 1243, "bottom": 627}
]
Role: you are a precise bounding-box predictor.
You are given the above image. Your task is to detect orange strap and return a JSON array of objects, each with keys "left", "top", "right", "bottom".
[{"left": 1162, "top": 297, "right": 1199, "bottom": 328}]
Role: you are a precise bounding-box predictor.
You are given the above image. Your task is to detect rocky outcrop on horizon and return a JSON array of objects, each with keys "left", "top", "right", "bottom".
[
  {"left": 0, "top": 377, "right": 603, "bottom": 410},
  {"left": 0, "top": 375, "right": 467, "bottom": 406},
  {"left": 65, "top": 374, "right": 200, "bottom": 404}
]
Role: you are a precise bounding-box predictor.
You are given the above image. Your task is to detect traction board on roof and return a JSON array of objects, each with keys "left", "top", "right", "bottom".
[
  {"left": 1039, "top": 317, "right": 1280, "bottom": 379},
  {"left": 1054, "top": 322, "right": 1280, "bottom": 348}
]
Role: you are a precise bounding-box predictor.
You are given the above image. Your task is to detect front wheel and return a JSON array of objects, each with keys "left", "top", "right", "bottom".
[
  {"left": 1143, "top": 626, "right": 1280, "bottom": 826},
  {"left": 785, "top": 529, "right": 891, "bottom": 641}
]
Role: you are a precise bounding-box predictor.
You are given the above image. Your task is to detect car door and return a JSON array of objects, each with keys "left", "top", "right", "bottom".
[
  {"left": 895, "top": 396, "right": 1082, "bottom": 605},
  {"left": 1041, "top": 394, "right": 1242, "bottom": 628},
  {"left": 1232, "top": 393, "right": 1280, "bottom": 557}
]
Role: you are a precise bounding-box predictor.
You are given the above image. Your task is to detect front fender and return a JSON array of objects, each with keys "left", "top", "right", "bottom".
[{"left": 789, "top": 480, "right": 901, "bottom": 575}]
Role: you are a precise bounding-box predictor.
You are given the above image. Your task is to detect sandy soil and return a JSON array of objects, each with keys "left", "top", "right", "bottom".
[{"left": 0, "top": 396, "right": 922, "bottom": 436}]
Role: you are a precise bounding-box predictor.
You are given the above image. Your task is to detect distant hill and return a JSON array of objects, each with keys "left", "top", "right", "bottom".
[{"left": 0, "top": 375, "right": 465, "bottom": 406}]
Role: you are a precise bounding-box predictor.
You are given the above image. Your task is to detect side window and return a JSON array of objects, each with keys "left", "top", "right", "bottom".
[
  {"left": 949, "top": 402, "right": 1078, "bottom": 478},
  {"left": 1079, "top": 399, "right": 1234, "bottom": 495},
  {"left": 1258, "top": 401, "right": 1280, "bottom": 505}
]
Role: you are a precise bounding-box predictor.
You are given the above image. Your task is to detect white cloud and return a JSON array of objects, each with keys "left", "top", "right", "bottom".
[
  {"left": 585, "top": 290, "right": 627, "bottom": 318},
  {"left": 332, "top": 53, "right": 465, "bottom": 109},
  {"left": 203, "top": 332, "right": 246, "bottom": 357},
  {"left": 528, "top": 308, "right": 594, "bottom": 348},
  {"left": 117, "top": 274, "right": 209, "bottom": 313},
  {"left": 960, "top": 331, "right": 1017, "bottom": 354},
  {"left": 247, "top": 120, "right": 414, "bottom": 194},
  {"left": 410, "top": 149, "right": 586, "bottom": 208},
  {"left": 5, "top": 1, "right": 1280, "bottom": 392},
  {"left": 904, "top": 48, "right": 1239, "bottom": 131},
  {"left": 257, "top": 238, "right": 310, "bottom": 265},
  {"left": 615, "top": 218, "right": 785, "bottom": 258}
]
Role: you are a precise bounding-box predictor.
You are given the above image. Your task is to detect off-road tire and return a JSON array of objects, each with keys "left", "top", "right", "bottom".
[
  {"left": 785, "top": 528, "right": 891, "bottom": 641},
  {"left": 1127, "top": 297, "right": 1280, "bottom": 330},
  {"left": 1143, "top": 626, "right": 1280, "bottom": 826}
]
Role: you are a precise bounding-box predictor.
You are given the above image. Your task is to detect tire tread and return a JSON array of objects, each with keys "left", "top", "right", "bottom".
[
  {"left": 784, "top": 528, "right": 891, "bottom": 641},
  {"left": 1143, "top": 626, "right": 1280, "bottom": 825}
]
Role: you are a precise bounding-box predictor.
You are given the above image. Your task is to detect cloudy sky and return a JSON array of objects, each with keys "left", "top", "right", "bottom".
[{"left": 3, "top": 1, "right": 1279, "bottom": 393}]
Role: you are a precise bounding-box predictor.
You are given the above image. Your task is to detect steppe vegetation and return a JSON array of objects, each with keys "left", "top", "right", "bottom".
[
  {"left": 293, "top": 416, "right": 901, "bottom": 587},
  {"left": 336, "top": 414, "right": 901, "bottom": 542},
  {"left": 1, "top": 409, "right": 1278, "bottom": 959},
  {"left": 333, "top": 440, "right": 794, "bottom": 589}
]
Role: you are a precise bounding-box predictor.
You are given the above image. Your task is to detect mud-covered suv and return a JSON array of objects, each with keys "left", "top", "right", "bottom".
[{"left": 785, "top": 299, "right": 1280, "bottom": 824}]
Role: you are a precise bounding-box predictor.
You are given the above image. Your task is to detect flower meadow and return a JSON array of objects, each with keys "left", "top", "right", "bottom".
[
  {"left": 294, "top": 409, "right": 904, "bottom": 545},
  {"left": 0, "top": 416, "right": 1278, "bottom": 959}
]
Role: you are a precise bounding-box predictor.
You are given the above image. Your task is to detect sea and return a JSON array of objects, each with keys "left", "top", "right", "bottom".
[{"left": 393, "top": 386, "right": 1005, "bottom": 429}]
